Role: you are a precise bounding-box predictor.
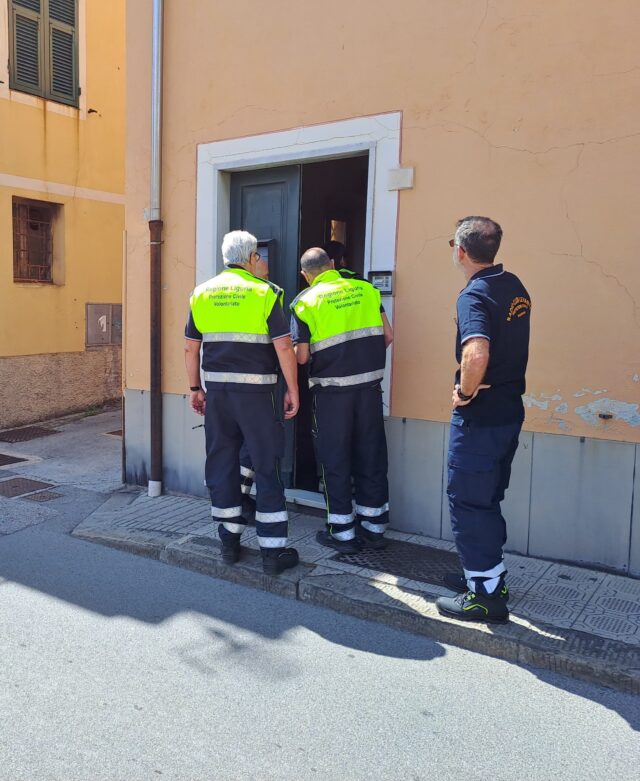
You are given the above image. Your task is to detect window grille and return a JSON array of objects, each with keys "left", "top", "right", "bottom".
[{"left": 12, "top": 198, "right": 56, "bottom": 283}]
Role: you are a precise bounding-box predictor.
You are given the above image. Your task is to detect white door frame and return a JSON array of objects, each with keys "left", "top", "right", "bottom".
[{"left": 195, "top": 112, "right": 401, "bottom": 508}]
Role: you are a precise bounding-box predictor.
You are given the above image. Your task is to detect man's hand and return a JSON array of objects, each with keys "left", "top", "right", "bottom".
[
  {"left": 283, "top": 388, "right": 299, "bottom": 419},
  {"left": 190, "top": 389, "right": 206, "bottom": 416},
  {"left": 451, "top": 383, "right": 491, "bottom": 409}
]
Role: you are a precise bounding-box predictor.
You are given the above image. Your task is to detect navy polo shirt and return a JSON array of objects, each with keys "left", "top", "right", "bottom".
[{"left": 453, "top": 263, "right": 531, "bottom": 426}]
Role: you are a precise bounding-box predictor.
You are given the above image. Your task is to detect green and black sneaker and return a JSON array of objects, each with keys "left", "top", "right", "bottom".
[
  {"left": 442, "top": 572, "right": 510, "bottom": 602},
  {"left": 436, "top": 586, "right": 509, "bottom": 624}
]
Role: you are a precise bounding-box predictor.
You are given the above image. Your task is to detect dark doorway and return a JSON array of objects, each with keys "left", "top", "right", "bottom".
[{"left": 229, "top": 153, "right": 369, "bottom": 492}]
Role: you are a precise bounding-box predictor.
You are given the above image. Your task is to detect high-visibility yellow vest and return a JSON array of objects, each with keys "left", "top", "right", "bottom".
[
  {"left": 190, "top": 266, "right": 284, "bottom": 385},
  {"left": 190, "top": 267, "right": 282, "bottom": 337},
  {"left": 291, "top": 269, "right": 385, "bottom": 388}
]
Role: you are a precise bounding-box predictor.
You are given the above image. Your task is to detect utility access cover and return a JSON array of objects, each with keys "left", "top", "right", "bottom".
[
  {"left": 0, "top": 478, "right": 55, "bottom": 498},
  {"left": 331, "top": 539, "right": 461, "bottom": 588},
  {"left": 24, "top": 491, "right": 63, "bottom": 503},
  {"left": 0, "top": 427, "right": 58, "bottom": 443},
  {"left": 0, "top": 454, "right": 28, "bottom": 467}
]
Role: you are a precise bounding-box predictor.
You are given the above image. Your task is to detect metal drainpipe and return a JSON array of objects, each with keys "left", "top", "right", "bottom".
[{"left": 148, "top": 0, "right": 164, "bottom": 498}]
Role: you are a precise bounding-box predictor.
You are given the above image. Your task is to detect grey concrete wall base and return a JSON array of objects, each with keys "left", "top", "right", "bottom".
[{"left": 123, "top": 394, "right": 640, "bottom": 574}]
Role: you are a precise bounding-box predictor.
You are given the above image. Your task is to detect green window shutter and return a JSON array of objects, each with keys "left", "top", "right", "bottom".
[
  {"left": 10, "top": 0, "right": 44, "bottom": 97},
  {"left": 46, "top": 0, "right": 78, "bottom": 106}
]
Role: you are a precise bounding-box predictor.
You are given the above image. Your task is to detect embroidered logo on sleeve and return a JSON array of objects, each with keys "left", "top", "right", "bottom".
[{"left": 507, "top": 297, "right": 531, "bottom": 321}]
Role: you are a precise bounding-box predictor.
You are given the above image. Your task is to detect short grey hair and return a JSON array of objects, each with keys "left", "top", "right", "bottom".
[
  {"left": 221, "top": 230, "right": 257, "bottom": 267},
  {"left": 454, "top": 216, "right": 502, "bottom": 264},
  {"left": 300, "top": 247, "right": 332, "bottom": 274}
]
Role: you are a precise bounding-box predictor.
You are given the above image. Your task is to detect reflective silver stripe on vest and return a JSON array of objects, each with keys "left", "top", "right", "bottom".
[
  {"left": 240, "top": 466, "right": 255, "bottom": 478},
  {"left": 203, "top": 332, "right": 272, "bottom": 344},
  {"left": 204, "top": 371, "right": 277, "bottom": 384},
  {"left": 309, "top": 369, "right": 385, "bottom": 388},
  {"left": 310, "top": 326, "right": 384, "bottom": 354}
]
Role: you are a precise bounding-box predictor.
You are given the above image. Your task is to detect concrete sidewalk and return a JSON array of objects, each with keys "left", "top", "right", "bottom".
[{"left": 1, "top": 409, "right": 639, "bottom": 694}]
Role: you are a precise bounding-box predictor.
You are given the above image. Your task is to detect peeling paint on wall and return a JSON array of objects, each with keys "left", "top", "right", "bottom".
[
  {"left": 574, "top": 398, "right": 640, "bottom": 427},
  {"left": 573, "top": 388, "right": 608, "bottom": 398},
  {"left": 555, "top": 403, "right": 569, "bottom": 413},
  {"left": 523, "top": 394, "right": 549, "bottom": 410}
]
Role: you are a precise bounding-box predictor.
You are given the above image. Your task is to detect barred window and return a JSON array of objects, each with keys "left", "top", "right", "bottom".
[
  {"left": 9, "top": 0, "right": 78, "bottom": 107},
  {"left": 12, "top": 198, "right": 59, "bottom": 283}
]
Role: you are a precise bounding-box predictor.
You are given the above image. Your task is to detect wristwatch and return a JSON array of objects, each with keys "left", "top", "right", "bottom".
[
  {"left": 456, "top": 387, "right": 473, "bottom": 402},
  {"left": 190, "top": 385, "right": 202, "bottom": 392}
]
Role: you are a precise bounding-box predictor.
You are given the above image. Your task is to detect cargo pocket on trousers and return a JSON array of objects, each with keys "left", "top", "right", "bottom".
[{"left": 447, "top": 451, "right": 498, "bottom": 508}]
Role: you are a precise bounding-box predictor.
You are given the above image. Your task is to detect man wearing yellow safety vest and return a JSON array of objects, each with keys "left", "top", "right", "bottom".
[
  {"left": 291, "top": 247, "right": 394, "bottom": 552},
  {"left": 184, "top": 230, "right": 300, "bottom": 576}
]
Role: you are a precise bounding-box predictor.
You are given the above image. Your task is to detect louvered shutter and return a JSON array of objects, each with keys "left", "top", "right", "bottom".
[
  {"left": 10, "top": 0, "right": 44, "bottom": 96},
  {"left": 47, "top": 0, "right": 78, "bottom": 105}
]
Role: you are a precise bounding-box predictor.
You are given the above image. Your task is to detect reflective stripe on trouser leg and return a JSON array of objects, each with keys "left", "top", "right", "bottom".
[
  {"left": 232, "top": 389, "right": 289, "bottom": 550},
  {"left": 313, "top": 390, "right": 356, "bottom": 541},
  {"left": 204, "top": 387, "right": 245, "bottom": 548},
  {"left": 353, "top": 385, "right": 390, "bottom": 536},
  {"left": 239, "top": 442, "right": 255, "bottom": 495},
  {"left": 328, "top": 512, "right": 356, "bottom": 541},
  {"left": 447, "top": 420, "right": 522, "bottom": 574}
]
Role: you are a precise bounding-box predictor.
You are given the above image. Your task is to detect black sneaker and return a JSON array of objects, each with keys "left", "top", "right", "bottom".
[
  {"left": 316, "top": 530, "right": 362, "bottom": 554},
  {"left": 356, "top": 526, "right": 388, "bottom": 550},
  {"left": 261, "top": 547, "right": 299, "bottom": 576},
  {"left": 436, "top": 588, "right": 510, "bottom": 624},
  {"left": 221, "top": 543, "right": 241, "bottom": 565}
]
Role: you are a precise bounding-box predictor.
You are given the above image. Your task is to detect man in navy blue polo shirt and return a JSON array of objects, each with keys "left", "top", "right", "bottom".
[{"left": 436, "top": 216, "right": 531, "bottom": 623}]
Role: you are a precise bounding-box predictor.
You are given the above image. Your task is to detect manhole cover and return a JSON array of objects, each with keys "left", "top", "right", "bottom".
[
  {"left": 24, "top": 491, "right": 63, "bottom": 503},
  {"left": 0, "top": 454, "right": 27, "bottom": 467},
  {"left": 105, "top": 430, "right": 123, "bottom": 437},
  {"left": 331, "top": 539, "right": 461, "bottom": 587},
  {"left": 0, "top": 427, "right": 58, "bottom": 443},
  {"left": 0, "top": 478, "right": 55, "bottom": 498}
]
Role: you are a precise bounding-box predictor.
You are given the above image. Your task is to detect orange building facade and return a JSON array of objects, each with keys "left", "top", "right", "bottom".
[{"left": 124, "top": 1, "right": 640, "bottom": 574}]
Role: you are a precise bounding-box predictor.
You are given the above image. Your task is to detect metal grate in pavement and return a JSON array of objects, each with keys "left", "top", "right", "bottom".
[
  {"left": 0, "top": 478, "right": 55, "bottom": 498},
  {"left": 105, "top": 430, "right": 123, "bottom": 437},
  {"left": 0, "top": 454, "right": 27, "bottom": 467},
  {"left": 24, "top": 490, "right": 63, "bottom": 503},
  {"left": 0, "top": 426, "right": 58, "bottom": 443},
  {"left": 331, "top": 539, "right": 461, "bottom": 587}
]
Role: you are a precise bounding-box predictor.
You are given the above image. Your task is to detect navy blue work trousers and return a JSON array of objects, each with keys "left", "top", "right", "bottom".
[
  {"left": 313, "top": 384, "right": 389, "bottom": 541},
  {"left": 447, "top": 420, "right": 521, "bottom": 579},
  {"left": 204, "top": 386, "right": 288, "bottom": 549}
]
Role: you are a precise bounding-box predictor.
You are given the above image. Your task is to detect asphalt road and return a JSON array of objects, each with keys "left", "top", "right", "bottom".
[{"left": 0, "top": 514, "right": 638, "bottom": 781}]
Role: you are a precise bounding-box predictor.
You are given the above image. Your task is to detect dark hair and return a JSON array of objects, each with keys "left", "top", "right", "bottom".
[
  {"left": 455, "top": 216, "right": 503, "bottom": 264},
  {"left": 323, "top": 240, "right": 346, "bottom": 263}
]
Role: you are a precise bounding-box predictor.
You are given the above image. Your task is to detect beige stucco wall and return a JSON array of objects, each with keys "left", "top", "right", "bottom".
[
  {"left": 0, "top": 347, "right": 121, "bottom": 429},
  {"left": 125, "top": 0, "right": 640, "bottom": 443}
]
